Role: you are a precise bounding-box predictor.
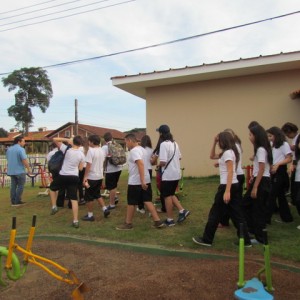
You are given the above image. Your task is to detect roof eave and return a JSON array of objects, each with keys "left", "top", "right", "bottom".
[{"left": 111, "top": 51, "right": 300, "bottom": 99}]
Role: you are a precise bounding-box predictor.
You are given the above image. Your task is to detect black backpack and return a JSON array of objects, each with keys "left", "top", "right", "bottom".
[{"left": 48, "top": 146, "right": 70, "bottom": 176}]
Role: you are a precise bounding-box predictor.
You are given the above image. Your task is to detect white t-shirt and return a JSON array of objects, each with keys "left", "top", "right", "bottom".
[
  {"left": 144, "top": 146, "right": 153, "bottom": 171},
  {"left": 46, "top": 148, "right": 58, "bottom": 162},
  {"left": 102, "top": 142, "right": 123, "bottom": 173},
  {"left": 85, "top": 147, "right": 105, "bottom": 180},
  {"left": 128, "top": 146, "right": 150, "bottom": 185},
  {"left": 159, "top": 141, "right": 181, "bottom": 181},
  {"left": 253, "top": 147, "right": 270, "bottom": 177},
  {"left": 218, "top": 150, "right": 238, "bottom": 185},
  {"left": 59, "top": 144, "right": 85, "bottom": 176},
  {"left": 272, "top": 141, "right": 292, "bottom": 165}
]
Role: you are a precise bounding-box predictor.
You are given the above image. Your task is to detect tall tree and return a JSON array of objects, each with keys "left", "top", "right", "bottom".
[
  {"left": 2, "top": 67, "right": 53, "bottom": 135},
  {"left": 0, "top": 127, "right": 8, "bottom": 137}
]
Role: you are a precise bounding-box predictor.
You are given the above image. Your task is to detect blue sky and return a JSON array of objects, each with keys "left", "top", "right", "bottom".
[{"left": 1, "top": 0, "right": 300, "bottom": 132}]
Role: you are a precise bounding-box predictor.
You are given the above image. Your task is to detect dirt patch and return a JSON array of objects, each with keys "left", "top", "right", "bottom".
[{"left": 1, "top": 239, "right": 300, "bottom": 300}]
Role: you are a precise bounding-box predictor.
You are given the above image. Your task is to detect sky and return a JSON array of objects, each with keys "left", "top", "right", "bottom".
[{"left": 0, "top": 0, "right": 300, "bottom": 133}]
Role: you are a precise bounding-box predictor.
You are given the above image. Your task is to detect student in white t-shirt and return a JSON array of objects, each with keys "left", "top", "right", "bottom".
[
  {"left": 81, "top": 134, "right": 110, "bottom": 222},
  {"left": 102, "top": 132, "right": 122, "bottom": 210},
  {"left": 49, "top": 136, "right": 85, "bottom": 228},
  {"left": 193, "top": 131, "right": 251, "bottom": 247},
  {"left": 156, "top": 125, "right": 190, "bottom": 227},
  {"left": 266, "top": 126, "right": 293, "bottom": 223},
  {"left": 281, "top": 122, "right": 299, "bottom": 205},
  {"left": 137, "top": 135, "right": 153, "bottom": 214},
  {"left": 116, "top": 134, "right": 165, "bottom": 230},
  {"left": 242, "top": 125, "right": 272, "bottom": 244},
  {"left": 218, "top": 128, "right": 245, "bottom": 228}
]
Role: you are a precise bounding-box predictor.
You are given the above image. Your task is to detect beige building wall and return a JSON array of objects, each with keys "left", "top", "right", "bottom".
[{"left": 146, "top": 69, "right": 300, "bottom": 177}]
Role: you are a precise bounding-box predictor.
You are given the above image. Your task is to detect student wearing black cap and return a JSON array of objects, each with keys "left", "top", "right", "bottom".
[{"left": 154, "top": 124, "right": 190, "bottom": 226}]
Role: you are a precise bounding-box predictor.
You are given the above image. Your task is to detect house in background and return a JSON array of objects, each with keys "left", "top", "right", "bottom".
[
  {"left": 112, "top": 51, "right": 300, "bottom": 177},
  {"left": 0, "top": 123, "right": 129, "bottom": 154},
  {"left": 45, "top": 122, "right": 126, "bottom": 146}
]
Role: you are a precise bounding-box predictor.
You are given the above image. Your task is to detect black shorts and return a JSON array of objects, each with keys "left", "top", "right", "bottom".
[
  {"left": 161, "top": 180, "right": 179, "bottom": 198},
  {"left": 105, "top": 171, "right": 121, "bottom": 190},
  {"left": 127, "top": 184, "right": 152, "bottom": 205},
  {"left": 50, "top": 175, "right": 79, "bottom": 200},
  {"left": 84, "top": 179, "right": 103, "bottom": 202}
]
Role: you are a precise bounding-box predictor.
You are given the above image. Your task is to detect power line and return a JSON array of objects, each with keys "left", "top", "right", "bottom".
[
  {"left": 0, "top": 9, "right": 299, "bottom": 76},
  {"left": 0, "top": 0, "right": 59, "bottom": 15},
  {"left": 0, "top": 0, "right": 136, "bottom": 31},
  {"left": 0, "top": 0, "right": 114, "bottom": 26},
  {"left": 0, "top": 0, "right": 84, "bottom": 21}
]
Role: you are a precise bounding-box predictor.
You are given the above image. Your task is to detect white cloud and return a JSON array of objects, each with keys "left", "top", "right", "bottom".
[{"left": 1, "top": 0, "right": 300, "bottom": 132}]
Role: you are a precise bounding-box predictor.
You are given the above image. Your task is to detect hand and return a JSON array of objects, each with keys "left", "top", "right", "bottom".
[
  {"left": 214, "top": 162, "right": 219, "bottom": 168},
  {"left": 251, "top": 187, "right": 257, "bottom": 199},
  {"left": 223, "top": 191, "right": 230, "bottom": 203},
  {"left": 141, "top": 183, "right": 148, "bottom": 190},
  {"left": 271, "top": 164, "right": 279, "bottom": 174}
]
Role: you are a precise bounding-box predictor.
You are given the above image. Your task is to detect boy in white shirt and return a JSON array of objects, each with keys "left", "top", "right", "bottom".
[
  {"left": 116, "top": 134, "right": 165, "bottom": 230},
  {"left": 82, "top": 135, "right": 110, "bottom": 221}
]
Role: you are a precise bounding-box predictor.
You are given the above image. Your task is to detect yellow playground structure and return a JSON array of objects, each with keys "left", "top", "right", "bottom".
[{"left": 0, "top": 215, "right": 88, "bottom": 299}]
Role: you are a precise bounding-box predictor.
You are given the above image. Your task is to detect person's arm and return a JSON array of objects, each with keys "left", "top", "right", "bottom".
[
  {"left": 83, "top": 162, "right": 91, "bottom": 183},
  {"left": 136, "top": 159, "right": 147, "bottom": 190},
  {"left": 271, "top": 153, "right": 292, "bottom": 174},
  {"left": 22, "top": 158, "right": 32, "bottom": 174},
  {"left": 210, "top": 135, "right": 220, "bottom": 159},
  {"left": 251, "top": 162, "right": 265, "bottom": 199},
  {"left": 53, "top": 137, "right": 73, "bottom": 149},
  {"left": 223, "top": 160, "right": 233, "bottom": 203}
]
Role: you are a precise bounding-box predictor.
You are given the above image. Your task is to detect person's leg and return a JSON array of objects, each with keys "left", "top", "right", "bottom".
[
  {"left": 277, "top": 171, "right": 293, "bottom": 222},
  {"left": 201, "top": 185, "right": 225, "bottom": 244},
  {"left": 15, "top": 173, "right": 26, "bottom": 203},
  {"left": 10, "top": 175, "right": 17, "bottom": 204},
  {"left": 56, "top": 188, "right": 65, "bottom": 207}
]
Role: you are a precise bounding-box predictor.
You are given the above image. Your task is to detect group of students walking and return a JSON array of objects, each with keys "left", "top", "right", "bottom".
[
  {"left": 48, "top": 126, "right": 190, "bottom": 229},
  {"left": 193, "top": 121, "right": 299, "bottom": 247}
]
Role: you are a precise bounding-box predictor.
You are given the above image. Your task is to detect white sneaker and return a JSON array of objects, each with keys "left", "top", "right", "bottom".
[
  {"left": 297, "top": 225, "right": 300, "bottom": 230},
  {"left": 136, "top": 208, "right": 145, "bottom": 214}
]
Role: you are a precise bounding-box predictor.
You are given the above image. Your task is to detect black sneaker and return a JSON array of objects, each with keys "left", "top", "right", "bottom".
[
  {"left": 81, "top": 215, "right": 95, "bottom": 222},
  {"left": 164, "top": 219, "right": 175, "bottom": 227},
  {"left": 153, "top": 220, "right": 166, "bottom": 229},
  {"left": 177, "top": 209, "right": 190, "bottom": 223},
  {"left": 103, "top": 209, "right": 110, "bottom": 218},
  {"left": 78, "top": 199, "right": 86, "bottom": 206},
  {"left": 192, "top": 237, "right": 212, "bottom": 247},
  {"left": 107, "top": 205, "right": 116, "bottom": 210}
]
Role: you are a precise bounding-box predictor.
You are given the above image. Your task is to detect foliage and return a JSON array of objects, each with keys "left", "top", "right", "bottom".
[
  {"left": 2, "top": 67, "right": 53, "bottom": 135},
  {"left": 0, "top": 127, "right": 8, "bottom": 137}
]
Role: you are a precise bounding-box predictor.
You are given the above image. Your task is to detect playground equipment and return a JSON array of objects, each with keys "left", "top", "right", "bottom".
[
  {"left": 234, "top": 224, "right": 274, "bottom": 300},
  {"left": 0, "top": 216, "right": 88, "bottom": 299}
]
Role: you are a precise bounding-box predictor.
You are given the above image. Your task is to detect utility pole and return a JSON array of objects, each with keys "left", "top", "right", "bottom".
[{"left": 75, "top": 98, "right": 78, "bottom": 136}]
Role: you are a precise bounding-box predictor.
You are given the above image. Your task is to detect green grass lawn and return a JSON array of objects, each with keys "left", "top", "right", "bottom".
[{"left": 1, "top": 174, "right": 300, "bottom": 262}]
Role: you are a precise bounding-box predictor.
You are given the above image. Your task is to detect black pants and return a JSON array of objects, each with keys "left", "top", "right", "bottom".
[
  {"left": 202, "top": 183, "right": 251, "bottom": 244},
  {"left": 267, "top": 166, "right": 293, "bottom": 223},
  {"left": 242, "top": 177, "right": 270, "bottom": 243},
  {"left": 295, "top": 181, "right": 300, "bottom": 215},
  {"left": 219, "top": 174, "right": 245, "bottom": 226}
]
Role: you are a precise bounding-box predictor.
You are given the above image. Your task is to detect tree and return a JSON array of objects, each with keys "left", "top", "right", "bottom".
[
  {"left": 2, "top": 67, "right": 53, "bottom": 135},
  {"left": 0, "top": 127, "right": 8, "bottom": 137}
]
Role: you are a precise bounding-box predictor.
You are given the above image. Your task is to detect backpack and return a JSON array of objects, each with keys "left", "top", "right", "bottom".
[
  {"left": 107, "top": 141, "right": 127, "bottom": 166},
  {"left": 48, "top": 146, "right": 70, "bottom": 175}
]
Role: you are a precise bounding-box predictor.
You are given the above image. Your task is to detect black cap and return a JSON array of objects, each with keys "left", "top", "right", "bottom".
[{"left": 156, "top": 124, "right": 170, "bottom": 134}]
